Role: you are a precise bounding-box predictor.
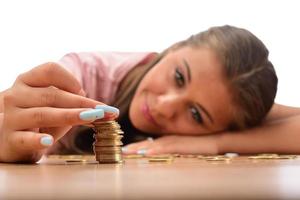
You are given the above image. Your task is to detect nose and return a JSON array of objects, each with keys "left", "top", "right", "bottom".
[{"left": 153, "top": 92, "right": 181, "bottom": 119}]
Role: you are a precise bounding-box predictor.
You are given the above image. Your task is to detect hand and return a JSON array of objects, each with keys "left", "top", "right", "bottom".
[
  {"left": 122, "top": 134, "right": 221, "bottom": 155},
  {"left": 0, "top": 62, "right": 117, "bottom": 163}
]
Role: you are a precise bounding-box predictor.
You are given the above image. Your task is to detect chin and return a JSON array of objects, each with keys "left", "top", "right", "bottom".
[
  {"left": 128, "top": 106, "right": 155, "bottom": 134},
  {"left": 128, "top": 104, "right": 142, "bottom": 130}
]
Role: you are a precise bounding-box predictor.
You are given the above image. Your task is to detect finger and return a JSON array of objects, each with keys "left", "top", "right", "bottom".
[
  {"left": 16, "top": 62, "right": 83, "bottom": 95},
  {"left": 11, "top": 107, "right": 105, "bottom": 130},
  {"left": 123, "top": 136, "right": 187, "bottom": 155},
  {"left": 147, "top": 136, "right": 212, "bottom": 155},
  {"left": 14, "top": 85, "right": 104, "bottom": 109},
  {"left": 9, "top": 131, "right": 54, "bottom": 152},
  {"left": 122, "top": 138, "right": 155, "bottom": 154},
  {"left": 95, "top": 105, "right": 119, "bottom": 117}
]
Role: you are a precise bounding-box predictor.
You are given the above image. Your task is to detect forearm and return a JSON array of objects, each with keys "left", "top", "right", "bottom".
[
  {"left": 218, "top": 115, "right": 300, "bottom": 154},
  {"left": 265, "top": 103, "right": 300, "bottom": 122}
]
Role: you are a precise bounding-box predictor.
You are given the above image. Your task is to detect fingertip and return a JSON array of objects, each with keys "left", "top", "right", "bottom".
[
  {"left": 145, "top": 148, "right": 156, "bottom": 155},
  {"left": 137, "top": 148, "right": 148, "bottom": 155},
  {"left": 79, "top": 109, "right": 105, "bottom": 121},
  {"left": 95, "top": 105, "right": 119, "bottom": 116},
  {"left": 40, "top": 135, "right": 54, "bottom": 147},
  {"left": 11, "top": 131, "right": 53, "bottom": 152},
  {"left": 121, "top": 146, "right": 136, "bottom": 155},
  {"left": 103, "top": 113, "right": 119, "bottom": 120},
  {"left": 121, "top": 147, "right": 129, "bottom": 154}
]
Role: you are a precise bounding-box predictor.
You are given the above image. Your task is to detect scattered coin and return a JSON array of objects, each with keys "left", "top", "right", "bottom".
[
  {"left": 65, "top": 159, "right": 87, "bottom": 163},
  {"left": 205, "top": 157, "right": 231, "bottom": 162},
  {"left": 197, "top": 155, "right": 232, "bottom": 162},
  {"left": 147, "top": 154, "right": 174, "bottom": 159},
  {"left": 248, "top": 154, "right": 298, "bottom": 160},
  {"left": 148, "top": 157, "right": 174, "bottom": 163},
  {"left": 180, "top": 154, "right": 198, "bottom": 158}
]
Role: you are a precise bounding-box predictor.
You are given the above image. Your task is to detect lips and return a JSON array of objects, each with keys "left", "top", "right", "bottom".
[{"left": 141, "top": 95, "right": 161, "bottom": 128}]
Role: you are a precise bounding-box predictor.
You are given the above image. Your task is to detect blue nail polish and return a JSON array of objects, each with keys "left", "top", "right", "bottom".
[
  {"left": 40, "top": 136, "right": 53, "bottom": 146},
  {"left": 137, "top": 149, "right": 147, "bottom": 155},
  {"left": 95, "top": 105, "right": 119, "bottom": 115},
  {"left": 121, "top": 147, "right": 128, "bottom": 152},
  {"left": 79, "top": 109, "right": 104, "bottom": 121}
]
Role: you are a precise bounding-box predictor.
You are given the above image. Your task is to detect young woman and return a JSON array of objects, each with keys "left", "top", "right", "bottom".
[{"left": 1, "top": 25, "right": 300, "bottom": 163}]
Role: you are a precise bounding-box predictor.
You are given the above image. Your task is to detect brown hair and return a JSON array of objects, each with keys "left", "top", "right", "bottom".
[{"left": 114, "top": 25, "right": 278, "bottom": 132}]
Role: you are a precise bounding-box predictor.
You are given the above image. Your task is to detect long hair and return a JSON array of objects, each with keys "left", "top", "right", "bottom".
[{"left": 113, "top": 25, "right": 278, "bottom": 132}]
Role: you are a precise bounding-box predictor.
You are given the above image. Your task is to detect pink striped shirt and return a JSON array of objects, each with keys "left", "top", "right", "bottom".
[
  {"left": 58, "top": 51, "right": 155, "bottom": 103},
  {"left": 45, "top": 51, "right": 155, "bottom": 154}
]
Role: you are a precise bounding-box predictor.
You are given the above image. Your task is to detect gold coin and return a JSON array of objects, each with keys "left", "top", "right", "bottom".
[
  {"left": 96, "top": 153, "right": 122, "bottom": 160},
  {"left": 92, "top": 120, "right": 124, "bottom": 164},
  {"left": 94, "top": 140, "right": 123, "bottom": 146},
  {"left": 248, "top": 154, "right": 278, "bottom": 159},
  {"left": 59, "top": 155, "right": 83, "bottom": 159},
  {"left": 258, "top": 153, "right": 278, "bottom": 157},
  {"left": 94, "top": 149, "right": 122, "bottom": 154},
  {"left": 180, "top": 154, "right": 198, "bottom": 158},
  {"left": 93, "top": 129, "right": 124, "bottom": 134},
  {"left": 147, "top": 154, "right": 174, "bottom": 159},
  {"left": 148, "top": 157, "right": 174, "bottom": 163},
  {"left": 94, "top": 134, "right": 123, "bottom": 139},
  {"left": 65, "top": 159, "right": 87, "bottom": 163},
  {"left": 205, "top": 157, "right": 231, "bottom": 161},
  {"left": 93, "top": 146, "right": 122, "bottom": 151},
  {"left": 123, "top": 154, "right": 144, "bottom": 159},
  {"left": 276, "top": 155, "right": 297, "bottom": 159}
]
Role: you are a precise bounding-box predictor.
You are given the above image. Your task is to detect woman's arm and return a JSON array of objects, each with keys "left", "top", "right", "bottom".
[
  {"left": 124, "top": 103, "right": 300, "bottom": 155},
  {"left": 218, "top": 103, "right": 300, "bottom": 154},
  {"left": 219, "top": 115, "right": 300, "bottom": 154},
  {"left": 265, "top": 103, "right": 300, "bottom": 122}
]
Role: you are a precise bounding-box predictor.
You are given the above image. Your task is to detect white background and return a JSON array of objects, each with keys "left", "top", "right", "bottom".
[{"left": 0, "top": 0, "right": 299, "bottom": 106}]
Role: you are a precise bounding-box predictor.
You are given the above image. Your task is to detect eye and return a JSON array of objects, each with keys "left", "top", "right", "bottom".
[
  {"left": 189, "top": 106, "right": 203, "bottom": 124},
  {"left": 174, "top": 67, "right": 185, "bottom": 87}
]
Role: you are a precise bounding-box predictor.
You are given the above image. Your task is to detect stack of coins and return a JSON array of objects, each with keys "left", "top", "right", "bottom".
[{"left": 91, "top": 120, "right": 124, "bottom": 163}]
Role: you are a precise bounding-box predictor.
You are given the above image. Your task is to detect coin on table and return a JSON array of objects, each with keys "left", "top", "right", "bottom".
[{"left": 148, "top": 157, "right": 174, "bottom": 163}]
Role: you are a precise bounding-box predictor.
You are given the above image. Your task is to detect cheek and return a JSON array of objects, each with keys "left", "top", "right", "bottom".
[{"left": 141, "top": 70, "right": 168, "bottom": 93}]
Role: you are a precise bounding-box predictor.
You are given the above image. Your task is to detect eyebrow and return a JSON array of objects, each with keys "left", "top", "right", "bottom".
[
  {"left": 183, "top": 59, "right": 191, "bottom": 83},
  {"left": 182, "top": 58, "right": 214, "bottom": 124}
]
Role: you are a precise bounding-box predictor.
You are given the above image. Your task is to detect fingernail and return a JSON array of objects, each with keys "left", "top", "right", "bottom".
[
  {"left": 40, "top": 136, "right": 53, "bottom": 146},
  {"left": 122, "top": 147, "right": 128, "bottom": 153},
  {"left": 147, "top": 137, "right": 154, "bottom": 142},
  {"left": 95, "top": 105, "right": 119, "bottom": 115},
  {"left": 79, "top": 109, "right": 104, "bottom": 121},
  {"left": 137, "top": 148, "right": 147, "bottom": 155}
]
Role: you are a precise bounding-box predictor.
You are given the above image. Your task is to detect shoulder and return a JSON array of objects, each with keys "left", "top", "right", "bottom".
[{"left": 100, "top": 52, "right": 157, "bottom": 76}]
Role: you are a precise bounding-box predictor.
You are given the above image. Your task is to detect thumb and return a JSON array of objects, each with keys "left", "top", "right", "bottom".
[{"left": 11, "top": 131, "right": 54, "bottom": 151}]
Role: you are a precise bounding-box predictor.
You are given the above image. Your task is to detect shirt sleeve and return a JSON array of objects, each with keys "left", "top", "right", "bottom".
[{"left": 57, "top": 51, "right": 154, "bottom": 104}]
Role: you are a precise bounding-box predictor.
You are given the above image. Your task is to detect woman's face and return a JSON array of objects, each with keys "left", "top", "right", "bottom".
[{"left": 129, "top": 46, "right": 235, "bottom": 136}]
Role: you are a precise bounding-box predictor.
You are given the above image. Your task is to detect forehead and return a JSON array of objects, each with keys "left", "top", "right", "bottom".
[
  {"left": 170, "top": 46, "right": 221, "bottom": 75},
  {"left": 169, "top": 47, "right": 235, "bottom": 129}
]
